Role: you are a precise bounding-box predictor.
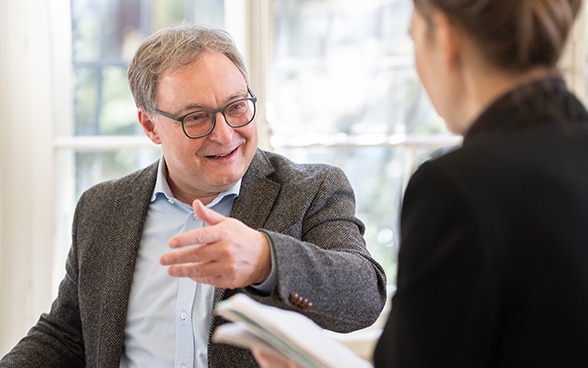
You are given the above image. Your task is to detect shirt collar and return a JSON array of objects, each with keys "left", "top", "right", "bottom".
[{"left": 151, "top": 157, "right": 241, "bottom": 205}]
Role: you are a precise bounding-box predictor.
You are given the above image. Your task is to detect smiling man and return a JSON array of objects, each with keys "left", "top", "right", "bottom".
[{"left": 0, "top": 25, "right": 386, "bottom": 368}]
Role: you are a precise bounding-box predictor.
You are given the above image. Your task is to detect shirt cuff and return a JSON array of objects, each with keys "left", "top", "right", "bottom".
[{"left": 250, "top": 241, "right": 277, "bottom": 294}]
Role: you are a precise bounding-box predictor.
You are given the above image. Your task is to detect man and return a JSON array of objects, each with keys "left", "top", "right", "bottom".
[{"left": 0, "top": 25, "right": 386, "bottom": 367}]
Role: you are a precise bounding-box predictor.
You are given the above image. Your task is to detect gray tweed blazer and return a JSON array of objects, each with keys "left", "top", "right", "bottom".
[{"left": 1, "top": 149, "right": 386, "bottom": 368}]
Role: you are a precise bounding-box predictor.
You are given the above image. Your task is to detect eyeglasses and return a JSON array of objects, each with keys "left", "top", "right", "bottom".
[{"left": 155, "top": 87, "right": 257, "bottom": 139}]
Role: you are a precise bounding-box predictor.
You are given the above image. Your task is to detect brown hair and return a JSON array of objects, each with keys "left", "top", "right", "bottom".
[
  {"left": 127, "top": 25, "right": 249, "bottom": 116},
  {"left": 413, "top": 0, "right": 582, "bottom": 72}
]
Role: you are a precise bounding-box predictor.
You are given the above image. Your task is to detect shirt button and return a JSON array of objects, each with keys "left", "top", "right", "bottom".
[
  {"left": 180, "top": 311, "right": 188, "bottom": 320},
  {"left": 180, "top": 365, "right": 187, "bottom": 368}
]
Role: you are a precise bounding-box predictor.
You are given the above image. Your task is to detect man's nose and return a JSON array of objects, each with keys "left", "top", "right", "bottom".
[{"left": 207, "top": 111, "right": 233, "bottom": 143}]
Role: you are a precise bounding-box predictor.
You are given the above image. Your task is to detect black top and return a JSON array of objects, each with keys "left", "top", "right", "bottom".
[{"left": 374, "top": 77, "right": 588, "bottom": 367}]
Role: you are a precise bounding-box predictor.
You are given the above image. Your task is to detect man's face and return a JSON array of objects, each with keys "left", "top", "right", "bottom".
[{"left": 139, "top": 50, "right": 258, "bottom": 203}]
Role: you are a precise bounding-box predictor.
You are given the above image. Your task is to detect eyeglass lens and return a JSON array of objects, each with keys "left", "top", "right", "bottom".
[{"left": 183, "top": 98, "right": 255, "bottom": 138}]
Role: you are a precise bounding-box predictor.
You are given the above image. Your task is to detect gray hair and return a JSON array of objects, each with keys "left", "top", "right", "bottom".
[{"left": 127, "top": 25, "right": 249, "bottom": 115}]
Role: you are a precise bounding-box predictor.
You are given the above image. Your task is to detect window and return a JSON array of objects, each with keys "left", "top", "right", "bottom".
[{"left": 54, "top": 0, "right": 585, "bottom": 288}]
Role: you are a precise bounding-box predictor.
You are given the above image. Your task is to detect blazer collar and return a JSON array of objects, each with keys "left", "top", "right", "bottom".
[
  {"left": 464, "top": 77, "right": 588, "bottom": 144},
  {"left": 230, "top": 149, "right": 281, "bottom": 229}
]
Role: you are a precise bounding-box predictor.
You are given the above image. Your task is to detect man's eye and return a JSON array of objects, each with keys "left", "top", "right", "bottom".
[
  {"left": 228, "top": 101, "right": 245, "bottom": 112},
  {"left": 185, "top": 112, "right": 209, "bottom": 123}
]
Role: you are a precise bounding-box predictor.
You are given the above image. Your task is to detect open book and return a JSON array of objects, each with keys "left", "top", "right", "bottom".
[{"left": 212, "top": 293, "right": 375, "bottom": 368}]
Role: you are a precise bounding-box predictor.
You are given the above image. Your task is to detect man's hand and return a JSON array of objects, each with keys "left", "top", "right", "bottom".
[
  {"left": 160, "top": 200, "right": 272, "bottom": 288},
  {"left": 253, "top": 348, "right": 302, "bottom": 368}
]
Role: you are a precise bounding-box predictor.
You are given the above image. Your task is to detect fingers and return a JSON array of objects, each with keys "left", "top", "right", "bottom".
[
  {"left": 165, "top": 258, "right": 244, "bottom": 289},
  {"left": 167, "top": 201, "right": 225, "bottom": 249},
  {"left": 160, "top": 242, "right": 213, "bottom": 266},
  {"left": 168, "top": 229, "right": 216, "bottom": 249},
  {"left": 164, "top": 259, "right": 218, "bottom": 281},
  {"left": 253, "top": 348, "right": 301, "bottom": 368}
]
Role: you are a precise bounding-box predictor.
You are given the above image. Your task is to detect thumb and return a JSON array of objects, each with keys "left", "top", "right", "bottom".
[{"left": 193, "top": 199, "right": 225, "bottom": 226}]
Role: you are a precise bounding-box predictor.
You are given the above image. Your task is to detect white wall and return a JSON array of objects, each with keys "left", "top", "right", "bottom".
[{"left": 0, "top": 0, "right": 58, "bottom": 355}]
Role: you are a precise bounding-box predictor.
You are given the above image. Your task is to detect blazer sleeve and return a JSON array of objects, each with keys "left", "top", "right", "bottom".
[
  {"left": 250, "top": 163, "right": 387, "bottom": 333},
  {"left": 373, "top": 160, "right": 499, "bottom": 367}
]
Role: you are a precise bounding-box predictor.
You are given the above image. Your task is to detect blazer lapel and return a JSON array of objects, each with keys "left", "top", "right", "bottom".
[
  {"left": 231, "top": 149, "right": 281, "bottom": 229},
  {"left": 94, "top": 163, "right": 157, "bottom": 367}
]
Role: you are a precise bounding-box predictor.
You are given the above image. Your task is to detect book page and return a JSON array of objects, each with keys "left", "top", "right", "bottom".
[{"left": 213, "top": 294, "right": 373, "bottom": 368}]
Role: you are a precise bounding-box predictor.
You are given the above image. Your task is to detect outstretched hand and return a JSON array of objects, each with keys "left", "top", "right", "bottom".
[{"left": 160, "top": 200, "right": 271, "bottom": 288}]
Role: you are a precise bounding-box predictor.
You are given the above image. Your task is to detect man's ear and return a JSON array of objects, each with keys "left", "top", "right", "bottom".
[
  {"left": 432, "top": 12, "right": 461, "bottom": 72},
  {"left": 138, "top": 109, "right": 162, "bottom": 144}
]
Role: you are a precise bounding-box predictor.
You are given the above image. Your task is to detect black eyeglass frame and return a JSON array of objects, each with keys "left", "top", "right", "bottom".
[{"left": 155, "top": 87, "right": 257, "bottom": 139}]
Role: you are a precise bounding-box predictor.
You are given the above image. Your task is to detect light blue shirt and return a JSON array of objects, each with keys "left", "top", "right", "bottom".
[{"left": 120, "top": 159, "right": 240, "bottom": 368}]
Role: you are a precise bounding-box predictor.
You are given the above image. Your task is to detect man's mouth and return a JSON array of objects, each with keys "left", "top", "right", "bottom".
[{"left": 207, "top": 147, "right": 238, "bottom": 159}]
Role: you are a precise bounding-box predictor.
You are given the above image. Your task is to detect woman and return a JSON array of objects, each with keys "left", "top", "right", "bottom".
[
  {"left": 373, "top": 0, "right": 588, "bottom": 366},
  {"left": 257, "top": 0, "right": 588, "bottom": 366}
]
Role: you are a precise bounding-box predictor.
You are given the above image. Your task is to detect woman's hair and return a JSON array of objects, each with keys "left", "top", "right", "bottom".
[
  {"left": 127, "top": 25, "right": 249, "bottom": 115},
  {"left": 413, "top": 0, "right": 582, "bottom": 72}
]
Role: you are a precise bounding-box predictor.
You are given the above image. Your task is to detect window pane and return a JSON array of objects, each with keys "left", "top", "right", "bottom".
[
  {"left": 68, "top": 0, "right": 227, "bottom": 201},
  {"left": 152, "top": 0, "right": 226, "bottom": 29},
  {"left": 72, "top": 0, "right": 142, "bottom": 61},
  {"left": 152, "top": 0, "right": 190, "bottom": 29},
  {"left": 75, "top": 149, "right": 161, "bottom": 199},
  {"left": 271, "top": 0, "right": 446, "bottom": 140},
  {"left": 63, "top": 0, "right": 230, "bottom": 233},
  {"left": 70, "top": 0, "right": 226, "bottom": 138},
  {"left": 190, "top": 0, "right": 226, "bottom": 26},
  {"left": 72, "top": 67, "right": 100, "bottom": 134},
  {"left": 73, "top": 66, "right": 138, "bottom": 135}
]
